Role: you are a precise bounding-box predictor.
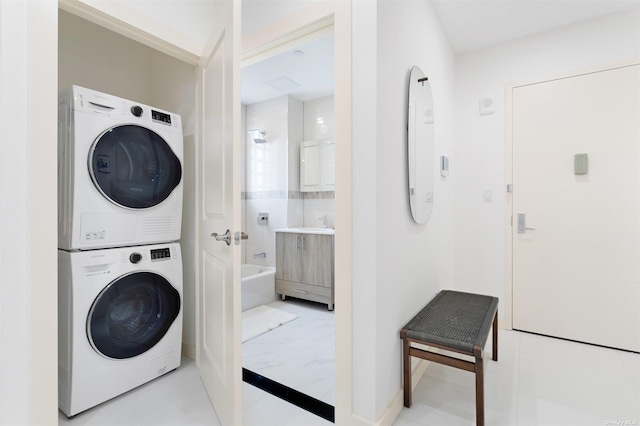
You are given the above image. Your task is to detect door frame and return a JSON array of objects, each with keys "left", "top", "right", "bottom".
[
  {"left": 241, "top": 2, "right": 353, "bottom": 423},
  {"left": 504, "top": 59, "right": 640, "bottom": 330}
]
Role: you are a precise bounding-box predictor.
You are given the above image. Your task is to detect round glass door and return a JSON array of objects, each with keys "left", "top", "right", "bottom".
[
  {"left": 87, "top": 271, "right": 181, "bottom": 359},
  {"left": 89, "top": 125, "right": 182, "bottom": 209}
]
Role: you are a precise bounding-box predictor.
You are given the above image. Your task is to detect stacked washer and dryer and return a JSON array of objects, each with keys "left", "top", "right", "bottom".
[{"left": 57, "top": 86, "right": 185, "bottom": 417}]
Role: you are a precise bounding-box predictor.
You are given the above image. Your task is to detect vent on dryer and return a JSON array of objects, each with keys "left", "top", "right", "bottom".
[{"left": 142, "top": 217, "right": 173, "bottom": 236}]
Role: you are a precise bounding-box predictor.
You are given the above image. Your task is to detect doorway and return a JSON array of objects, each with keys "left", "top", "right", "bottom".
[
  {"left": 507, "top": 63, "right": 640, "bottom": 352},
  {"left": 239, "top": 29, "right": 337, "bottom": 421}
]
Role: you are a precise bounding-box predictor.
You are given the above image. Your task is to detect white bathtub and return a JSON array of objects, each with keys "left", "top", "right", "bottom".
[{"left": 241, "top": 264, "right": 277, "bottom": 312}]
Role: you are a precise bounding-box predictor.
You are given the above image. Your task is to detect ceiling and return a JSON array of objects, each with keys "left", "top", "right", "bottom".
[
  {"left": 240, "top": 0, "right": 640, "bottom": 105},
  {"left": 241, "top": 35, "right": 334, "bottom": 105},
  {"left": 431, "top": 0, "right": 640, "bottom": 54}
]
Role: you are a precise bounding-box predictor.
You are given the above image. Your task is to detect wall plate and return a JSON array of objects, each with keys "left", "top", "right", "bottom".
[{"left": 479, "top": 97, "right": 496, "bottom": 115}]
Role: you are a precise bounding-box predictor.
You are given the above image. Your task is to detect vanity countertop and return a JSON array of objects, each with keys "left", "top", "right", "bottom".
[{"left": 275, "top": 227, "right": 335, "bottom": 235}]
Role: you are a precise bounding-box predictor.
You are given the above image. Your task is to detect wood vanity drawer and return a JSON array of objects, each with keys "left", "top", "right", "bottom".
[{"left": 275, "top": 279, "right": 331, "bottom": 304}]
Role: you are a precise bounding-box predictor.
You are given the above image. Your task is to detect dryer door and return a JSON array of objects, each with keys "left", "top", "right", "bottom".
[
  {"left": 87, "top": 271, "right": 181, "bottom": 359},
  {"left": 89, "top": 124, "right": 182, "bottom": 209}
]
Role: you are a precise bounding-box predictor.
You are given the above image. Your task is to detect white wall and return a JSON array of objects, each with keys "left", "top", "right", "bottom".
[
  {"left": 59, "top": 10, "right": 151, "bottom": 103},
  {"left": 0, "top": 1, "right": 58, "bottom": 424},
  {"left": 350, "top": 0, "right": 457, "bottom": 420},
  {"left": 243, "top": 96, "right": 304, "bottom": 266},
  {"left": 453, "top": 9, "right": 640, "bottom": 311}
]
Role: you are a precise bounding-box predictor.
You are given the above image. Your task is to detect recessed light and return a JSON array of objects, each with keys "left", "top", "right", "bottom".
[{"left": 293, "top": 50, "right": 304, "bottom": 56}]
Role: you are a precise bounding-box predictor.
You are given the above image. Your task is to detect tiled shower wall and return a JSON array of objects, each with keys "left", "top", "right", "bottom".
[{"left": 241, "top": 94, "right": 335, "bottom": 266}]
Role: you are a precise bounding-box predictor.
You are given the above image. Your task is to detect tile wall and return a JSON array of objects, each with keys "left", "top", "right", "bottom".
[
  {"left": 302, "top": 96, "right": 335, "bottom": 228},
  {"left": 241, "top": 95, "right": 335, "bottom": 266}
]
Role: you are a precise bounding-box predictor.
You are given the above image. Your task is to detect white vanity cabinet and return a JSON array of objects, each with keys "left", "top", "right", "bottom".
[
  {"left": 300, "top": 139, "right": 335, "bottom": 192},
  {"left": 275, "top": 230, "right": 334, "bottom": 310}
]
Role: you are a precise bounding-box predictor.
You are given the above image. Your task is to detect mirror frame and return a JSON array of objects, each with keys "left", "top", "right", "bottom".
[{"left": 407, "top": 65, "right": 435, "bottom": 225}]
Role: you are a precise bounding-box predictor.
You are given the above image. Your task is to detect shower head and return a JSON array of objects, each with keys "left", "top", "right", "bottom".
[{"left": 248, "top": 129, "right": 267, "bottom": 144}]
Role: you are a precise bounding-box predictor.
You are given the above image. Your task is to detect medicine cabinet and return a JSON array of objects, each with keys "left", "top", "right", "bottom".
[{"left": 300, "top": 139, "right": 335, "bottom": 192}]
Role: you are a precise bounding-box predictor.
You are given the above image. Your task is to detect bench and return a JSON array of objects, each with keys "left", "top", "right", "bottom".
[{"left": 400, "top": 290, "right": 499, "bottom": 426}]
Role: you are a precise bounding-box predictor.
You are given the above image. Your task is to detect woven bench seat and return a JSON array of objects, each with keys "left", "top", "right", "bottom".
[{"left": 400, "top": 290, "right": 499, "bottom": 426}]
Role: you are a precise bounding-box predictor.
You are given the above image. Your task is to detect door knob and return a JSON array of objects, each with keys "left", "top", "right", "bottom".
[{"left": 211, "top": 229, "right": 232, "bottom": 245}]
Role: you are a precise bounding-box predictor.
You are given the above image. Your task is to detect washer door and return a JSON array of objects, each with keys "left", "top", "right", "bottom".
[
  {"left": 89, "top": 124, "right": 182, "bottom": 209},
  {"left": 87, "top": 271, "right": 181, "bottom": 359}
]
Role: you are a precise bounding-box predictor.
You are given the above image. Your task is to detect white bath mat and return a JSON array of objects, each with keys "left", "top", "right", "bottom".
[{"left": 242, "top": 305, "right": 298, "bottom": 343}]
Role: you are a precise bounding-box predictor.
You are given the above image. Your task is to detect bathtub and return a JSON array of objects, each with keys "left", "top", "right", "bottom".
[{"left": 241, "top": 264, "right": 277, "bottom": 311}]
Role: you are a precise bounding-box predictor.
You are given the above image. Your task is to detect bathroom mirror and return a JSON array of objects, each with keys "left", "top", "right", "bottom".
[{"left": 407, "top": 66, "right": 435, "bottom": 224}]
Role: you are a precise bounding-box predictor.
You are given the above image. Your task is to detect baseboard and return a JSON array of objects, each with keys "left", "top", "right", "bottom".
[
  {"left": 181, "top": 342, "right": 196, "bottom": 360},
  {"left": 341, "top": 358, "right": 432, "bottom": 426},
  {"left": 499, "top": 317, "right": 510, "bottom": 330}
]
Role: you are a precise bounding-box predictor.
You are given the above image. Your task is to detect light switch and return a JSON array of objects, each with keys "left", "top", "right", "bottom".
[
  {"left": 574, "top": 153, "right": 588, "bottom": 175},
  {"left": 425, "top": 191, "right": 434, "bottom": 203},
  {"left": 483, "top": 188, "right": 493, "bottom": 202}
]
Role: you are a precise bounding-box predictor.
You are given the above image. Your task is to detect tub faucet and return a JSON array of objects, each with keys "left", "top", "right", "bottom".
[{"left": 253, "top": 252, "right": 266, "bottom": 259}]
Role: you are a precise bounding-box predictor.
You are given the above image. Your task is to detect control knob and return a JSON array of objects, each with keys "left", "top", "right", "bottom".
[
  {"left": 130, "top": 105, "right": 143, "bottom": 117},
  {"left": 129, "top": 252, "right": 142, "bottom": 264}
]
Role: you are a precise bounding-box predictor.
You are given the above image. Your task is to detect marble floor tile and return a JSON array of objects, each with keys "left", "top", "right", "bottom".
[
  {"left": 59, "top": 357, "right": 221, "bottom": 426},
  {"left": 59, "top": 357, "right": 331, "bottom": 426},
  {"left": 242, "top": 299, "right": 335, "bottom": 406}
]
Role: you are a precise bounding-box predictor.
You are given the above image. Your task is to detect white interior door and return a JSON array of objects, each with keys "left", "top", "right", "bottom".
[
  {"left": 195, "top": 0, "right": 242, "bottom": 424},
  {"left": 512, "top": 64, "right": 640, "bottom": 352}
]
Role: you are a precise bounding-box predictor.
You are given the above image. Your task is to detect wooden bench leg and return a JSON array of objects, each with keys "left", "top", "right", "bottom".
[
  {"left": 403, "top": 338, "right": 412, "bottom": 407},
  {"left": 492, "top": 308, "right": 498, "bottom": 362},
  {"left": 475, "top": 355, "right": 485, "bottom": 426}
]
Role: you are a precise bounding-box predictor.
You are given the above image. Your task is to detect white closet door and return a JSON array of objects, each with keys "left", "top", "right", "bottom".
[
  {"left": 512, "top": 64, "right": 640, "bottom": 352},
  {"left": 196, "top": 0, "right": 242, "bottom": 424}
]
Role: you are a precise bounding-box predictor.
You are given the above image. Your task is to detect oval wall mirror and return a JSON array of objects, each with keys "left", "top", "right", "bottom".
[{"left": 407, "top": 66, "right": 435, "bottom": 224}]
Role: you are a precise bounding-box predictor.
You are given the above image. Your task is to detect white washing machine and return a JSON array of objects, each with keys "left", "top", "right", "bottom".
[
  {"left": 58, "top": 85, "right": 184, "bottom": 250},
  {"left": 58, "top": 243, "right": 183, "bottom": 417}
]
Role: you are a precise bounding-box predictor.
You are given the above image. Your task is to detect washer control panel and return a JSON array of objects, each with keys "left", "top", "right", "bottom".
[{"left": 150, "top": 247, "right": 171, "bottom": 261}]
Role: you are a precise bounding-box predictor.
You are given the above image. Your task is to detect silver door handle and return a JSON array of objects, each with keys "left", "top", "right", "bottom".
[
  {"left": 211, "top": 229, "right": 232, "bottom": 245},
  {"left": 517, "top": 212, "right": 536, "bottom": 234}
]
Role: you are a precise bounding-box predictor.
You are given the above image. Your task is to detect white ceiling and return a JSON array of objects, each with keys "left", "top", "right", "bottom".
[
  {"left": 241, "top": 35, "right": 335, "bottom": 105},
  {"left": 431, "top": 0, "right": 640, "bottom": 54},
  {"left": 240, "top": 0, "right": 640, "bottom": 105}
]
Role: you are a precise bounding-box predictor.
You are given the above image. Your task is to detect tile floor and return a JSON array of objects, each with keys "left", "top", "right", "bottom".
[
  {"left": 394, "top": 330, "right": 640, "bottom": 426},
  {"left": 58, "top": 329, "right": 639, "bottom": 426},
  {"left": 58, "top": 356, "right": 331, "bottom": 426},
  {"left": 242, "top": 299, "right": 335, "bottom": 405}
]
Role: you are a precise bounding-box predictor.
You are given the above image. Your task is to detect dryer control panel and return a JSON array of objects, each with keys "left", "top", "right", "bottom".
[{"left": 152, "top": 110, "right": 172, "bottom": 125}]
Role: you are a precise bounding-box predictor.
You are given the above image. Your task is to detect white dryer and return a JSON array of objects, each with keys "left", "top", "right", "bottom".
[
  {"left": 58, "top": 243, "right": 183, "bottom": 417},
  {"left": 58, "top": 85, "right": 184, "bottom": 250}
]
